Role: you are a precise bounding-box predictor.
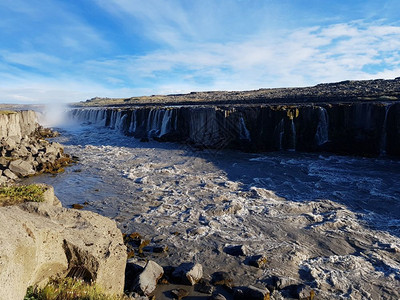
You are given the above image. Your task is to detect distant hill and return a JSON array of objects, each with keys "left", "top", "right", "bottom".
[{"left": 74, "top": 78, "right": 400, "bottom": 107}]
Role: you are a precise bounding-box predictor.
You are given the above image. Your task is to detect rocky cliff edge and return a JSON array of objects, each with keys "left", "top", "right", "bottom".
[{"left": 0, "top": 184, "right": 127, "bottom": 300}]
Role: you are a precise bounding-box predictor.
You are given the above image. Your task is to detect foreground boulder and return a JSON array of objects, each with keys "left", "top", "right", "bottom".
[
  {"left": 132, "top": 260, "right": 164, "bottom": 296},
  {"left": 0, "top": 190, "right": 127, "bottom": 300}
]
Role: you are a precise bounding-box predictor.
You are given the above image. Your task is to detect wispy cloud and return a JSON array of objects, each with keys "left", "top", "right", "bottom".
[{"left": 1, "top": 1, "right": 400, "bottom": 103}]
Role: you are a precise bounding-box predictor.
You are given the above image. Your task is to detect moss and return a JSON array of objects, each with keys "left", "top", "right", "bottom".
[
  {"left": 0, "top": 110, "right": 17, "bottom": 115},
  {"left": 0, "top": 184, "right": 46, "bottom": 206},
  {"left": 24, "top": 277, "right": 130, "bottom": 300}
]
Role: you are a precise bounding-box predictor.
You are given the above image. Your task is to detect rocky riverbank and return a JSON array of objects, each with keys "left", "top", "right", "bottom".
[{"left": 0, "top": 110, "right": 74, "bottom": 185}]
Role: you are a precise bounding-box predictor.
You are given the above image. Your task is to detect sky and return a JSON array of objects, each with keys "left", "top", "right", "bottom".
[{"left": 0, "top": 0, "right": 400, "bottom": 103}]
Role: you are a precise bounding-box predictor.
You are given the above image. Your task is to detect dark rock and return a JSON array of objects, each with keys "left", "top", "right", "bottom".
[
  {"left": 171, "top": 288, "right": 189, "bottom": 300},
  {"left": 244, "top": 285, "right": 270, "bottom": 300},
  {"left": 211, "top": 271, "right": 234, "bottom": 288},
  {"left": 297, "top": 284, "right": 316, "bottom": 300},
  {"left": 195, "top": 278, "right": 214, "bottom": 294},
  {"left": 224, "top": 245, "right": 249, "bottom": 256},
  {"left": 248, "top": 255, "right": 267, "bottom": 268},
  {"left": 210, "top": 292, "right": 227, "bottom": 300},
  {"left": 72, "top": 203, "right": 84, "bottom": 210}
]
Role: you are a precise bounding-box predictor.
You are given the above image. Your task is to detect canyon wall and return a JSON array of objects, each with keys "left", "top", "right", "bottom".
[
  {"left": 70, "top": 102, "right": 400, "bottom": 156},
  {"left": 0, "top": 110, "right": 38, "bottom": 139}
]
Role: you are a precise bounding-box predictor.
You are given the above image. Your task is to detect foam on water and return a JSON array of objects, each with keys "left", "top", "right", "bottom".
[{"left": 23, "top": 123, "right": 400, "bottom": 299}]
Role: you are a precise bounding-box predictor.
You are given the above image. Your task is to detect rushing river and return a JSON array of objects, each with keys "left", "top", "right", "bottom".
[{"left": 24, "top": 122, "right": 400, "bottom": 299}]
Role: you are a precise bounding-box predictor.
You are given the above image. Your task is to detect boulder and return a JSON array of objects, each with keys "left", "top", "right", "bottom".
[
  {"left": 3, "top": 168, "right": 18, "bottom": 180},
  {"left": 172, "top": 262, "right": 203, "bottom": 285},
  {"left": 0, "top": 200, "right": 127, "bottom": 300},
  {"left": 133, "top": 260, "right": 164, "bottom": 296},
  {"left": 9, "top": 159, "right": 35, "bottom": 177},
  {"left": 224, "top": 245, "right": 249, "bottom": 256}
]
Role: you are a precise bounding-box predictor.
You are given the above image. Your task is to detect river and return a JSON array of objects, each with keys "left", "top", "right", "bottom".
[{"left": 24, "top": 121, "right": 400, "bottom": 299}]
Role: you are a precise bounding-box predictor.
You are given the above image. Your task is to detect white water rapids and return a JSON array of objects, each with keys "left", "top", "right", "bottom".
[{"left": 24, "top": 122, "right": 400, "bottom": 299}]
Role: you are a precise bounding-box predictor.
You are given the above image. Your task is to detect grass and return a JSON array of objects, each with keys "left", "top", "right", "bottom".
[
  {"left": 24, "top": 278, "right": 130, "bottom": 300},
  {"left": 0, "top": 184, "right": 46, "bottom": 206}
]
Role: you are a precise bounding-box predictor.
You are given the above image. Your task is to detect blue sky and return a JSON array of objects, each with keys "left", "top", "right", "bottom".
[{"left": 0, "top": 0, "right": 400, "bottom": 103}]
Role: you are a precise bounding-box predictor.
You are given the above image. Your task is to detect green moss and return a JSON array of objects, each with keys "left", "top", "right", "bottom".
[
  {"left": 0, "top": 110, "right": 17, "bottom": 115},
  {"left": 24, "top": 277, "right": 129, "bottom": 300},
  {"left": 0, "top": 184, "right": 46, "bottom": 206}
]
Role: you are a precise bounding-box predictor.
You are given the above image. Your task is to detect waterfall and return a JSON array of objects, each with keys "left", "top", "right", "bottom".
[
  {"left": 159, "top": 110, "right": 172, "bottom": 137},
  {"left": 289, "top": 119, "right": 296, "bottom": 151},
  {"left": 128, "top": 110, "right": 137, "bottom": 134},
  {"left": 275, "top": 119, "right": 284, "bottom": 150},
  {"left": 115, "top": 112, "right": 127, "bottom": 132},
  {"left": 71, "top": 108, "right": 106, "bottom": 126},
  {"left": 380, "top": 104, "right": 392, "bottom": 155},
  {"left": 109, "top": 110, "right": 118, "bottom": 129},
  {"left": 239, "top": 117, "right": 251, "bottom": 141},
  {"left": 315, "top": 107, "right": 329, "bottom": 146}
]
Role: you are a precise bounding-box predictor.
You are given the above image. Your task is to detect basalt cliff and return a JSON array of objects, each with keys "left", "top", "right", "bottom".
[{"left": 71, "top": 78, "right": 400, "bottom": 157}]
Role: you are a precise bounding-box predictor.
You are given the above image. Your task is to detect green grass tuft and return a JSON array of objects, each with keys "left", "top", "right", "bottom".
[{"left": 0, "top": 184, "right": 46, "bottom": 206}]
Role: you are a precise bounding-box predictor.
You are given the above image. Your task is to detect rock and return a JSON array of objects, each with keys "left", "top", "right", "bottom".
[
  {"left": 248, "top": 255, "right": 267, "bottom": 268},
  {"left": 297, "top": 285, "right": 315, "bottom": 300},
  {"left": 0, "top": 201, "right": 127, "bottom": 300},
  {"left": 172, "top": 262, "right": 203, "bottom": 285},
  {"left": 133, "top": 260, "right": 164, "bottom": 296},
  {"left": 8, "top": 159, "right": 35, "bottom": 177},
  {"left": 244, "top": 285, "right": 270, "bottom": 300},
  {"left": 171, "top": 288, "right": 189, "bottom": 300},
  {"left": 3, "top": 169, "right": 18, "bottom": 180},
  {"left": 0, "top": 157, "right": 9, "bottom": 167},
  {"left": 223, "top": 245, "right": 249, "bottom": 256},
  {"left": 211, "top": 271, "right": 234, "bottom": 288},
  {"left": 210, "top": 292, "right": 227, "bottom": 300},
  {"left": 0, "top": 176, "right": 7, "bottom": 185},
  {"left": 195, "top": 278, "right": 214, "bottom": 294}
]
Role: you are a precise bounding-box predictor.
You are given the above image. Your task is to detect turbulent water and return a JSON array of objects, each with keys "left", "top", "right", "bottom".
[{"left": 24, "top": 122, "right": 400, "bottom": 299}]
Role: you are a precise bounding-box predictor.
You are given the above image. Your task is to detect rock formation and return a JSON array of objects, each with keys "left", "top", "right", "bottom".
[
  {"left": 70, "top": 101, "right": 400, "bottom": 156},
  {"left": 0, "top": 110, "right": 73, "bottom": 184},
  {"left": 0, "top": 185, "right": 127, "bottom": 300}
]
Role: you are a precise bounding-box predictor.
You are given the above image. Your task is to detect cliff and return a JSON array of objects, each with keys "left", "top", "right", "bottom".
[
  {"left": 0, "top": 185, "right": 127, "bottom": 300},
  {"left": 0, "top": 110, "right": 73, "bottom": 184},
  {"left": 0, "top": 110, "right": 38, "bottom": 138},
  {"left": 71, "top": 101, "right": 400, "bottom": 157}
]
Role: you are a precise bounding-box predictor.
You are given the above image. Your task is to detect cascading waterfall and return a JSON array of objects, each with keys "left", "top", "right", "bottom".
[
  {"left": 69, "top": 103, "right": 400, "bottom": 156},
  {"left": 128, "top": 110, "right": 137, "bottom": 134},
  {"left": 289, "top": 119, "right": 296, "bottom": 151},
  {"left": 239, "top": 117, "right": 251, "bottom": 141},
  {"left": 275, "top": 119, "right": 285, "bottom": 150},
  {"left": 315, "top": 107, "right": 329, "bottom": 146},
  {"left": 380, "top": 104, "right": 392, "bottom": 155},
  {"left": 159, "top": 109, "right": 173, "bottom": 137}
]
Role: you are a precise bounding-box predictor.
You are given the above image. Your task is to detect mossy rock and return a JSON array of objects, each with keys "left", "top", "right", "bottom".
[{"left": 0, "top": 184, "right": 46, "bottom": 207}]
